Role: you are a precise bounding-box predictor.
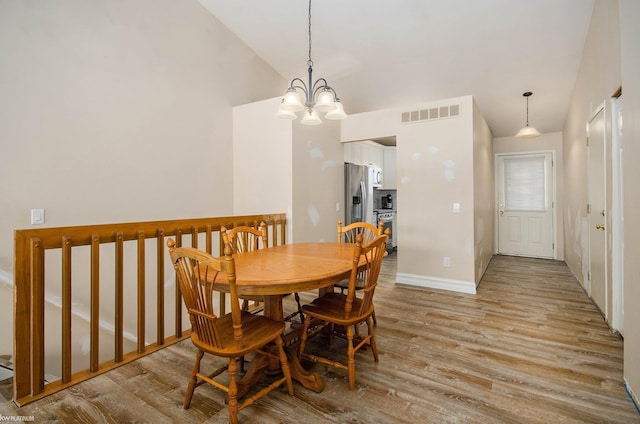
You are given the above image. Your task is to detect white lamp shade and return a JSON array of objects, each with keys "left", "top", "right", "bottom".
[
  {"left": 314, "top": 89, "right": 335, "bottom": 112},
  {"left": 514, "top": 125, "right": 541, "bottom": 139},
  {"left": 325, "top": 101, "right": 347, "bottom": 120},
  {"left": 280, "top": 89, "right": 305, "bottom": 112},
  {"left": 300, "top": 108, "right": 322, "bottom": 125},
  {"left": 276, "top": 108, "right": 297, "bottom": 120}
]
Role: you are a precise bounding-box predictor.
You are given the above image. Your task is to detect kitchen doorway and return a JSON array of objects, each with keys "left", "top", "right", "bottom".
[{"left": 496, "top": 152, "right": 556, "bottom": 259}]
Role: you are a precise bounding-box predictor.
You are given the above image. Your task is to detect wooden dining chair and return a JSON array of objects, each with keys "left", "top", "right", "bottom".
[
  {"left": 297, "top": 233, "right": 389, "bottom": 390},
  {"left": 221, "top": 223, "right": 269, "bottom": 313},
  {"left": 335, "top": 220, "right": 387, "bottom": 325},
  {"left": 337, "top": 219, "right": 384, "bottom": 244},
  {"left": 168, "top": 239, "right": 293, "bottom": 424},
  {"left": 222, "top": 223, "right": 305, "bottom": 323}
]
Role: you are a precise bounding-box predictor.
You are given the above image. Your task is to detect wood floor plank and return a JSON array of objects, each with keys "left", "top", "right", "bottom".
[{"left": 1, "top": 254, "right": 639, "bottom": 423}]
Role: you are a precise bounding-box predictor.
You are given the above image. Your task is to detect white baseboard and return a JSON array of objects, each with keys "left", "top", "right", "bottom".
[
  {"left": 395, "top": 272, "right": 477, "bottom": 294},
  {"left": 624, "top": 378, "right": 640, "bottom": 415}
]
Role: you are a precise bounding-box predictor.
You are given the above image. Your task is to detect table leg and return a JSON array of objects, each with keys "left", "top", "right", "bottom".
[{"left": 263, "top": 294, "right": 324, "bottom": 392}]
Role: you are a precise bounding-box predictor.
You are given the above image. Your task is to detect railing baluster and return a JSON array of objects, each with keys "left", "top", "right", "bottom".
[
  {"left": 175, "top": 229, "right": 183, "bottom": 337},
  {"left": 61, "top": 236, "right": 72, "bottom": 383},
  {"left": 90, "top": 234, "right": 100, "bottom": 372},
  {"left": 31, "top": 238, "right": 45, "bottom": 394},
  {"left": 115, "top": 232, "right": 124, "bottom": 362},
  {"left": 205, "top": 225, "right": 212, "bottom": 254},
  {"left": 191, "top": 226, "right": 198, "bottom": 248},
  {"left": 156, "top": 229, "right": 165, "bottom": 346},
  {"left": 137, "top": 231, "right": 145, "bottom": 353}
]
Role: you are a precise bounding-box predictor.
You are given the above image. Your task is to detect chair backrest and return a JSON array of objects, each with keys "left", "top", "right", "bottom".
[
  {"left": 344, "top": 233, "right": 388, "bottom": 319},
  {"left": 222, "top": 221, "right": 268, "bottom": 254},
  {"left": 337, "top": 220, "right": 383, "bottom": 244},
  {"left": 168, "top": 239, "right": 243, "bottom": 348}
]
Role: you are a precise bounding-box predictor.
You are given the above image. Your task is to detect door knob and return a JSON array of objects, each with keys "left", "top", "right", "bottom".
[
  {"left": 499, "top": 203, "right": 504, "bottom": 215},
  {"left": 596, "top": 224, "right": 605, "bottom": 230}
]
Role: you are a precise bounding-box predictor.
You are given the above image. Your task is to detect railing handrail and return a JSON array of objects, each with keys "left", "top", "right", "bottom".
[{"left": 13, "top": 213, "right": 287, "bottom": 406}]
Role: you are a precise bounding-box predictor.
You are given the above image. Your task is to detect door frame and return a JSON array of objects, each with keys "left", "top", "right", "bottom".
[
  {"left": 494, "top": 150, "right": 557, "bottom": 259},
  {"left": 611, "top": 94, "right": 623, "bottom": 335}
]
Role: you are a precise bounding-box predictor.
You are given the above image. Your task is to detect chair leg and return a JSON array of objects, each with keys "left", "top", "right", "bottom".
[
  {"left": 184, "top": 349, "right": 204, "bottom": 409},
  {"left": 275, "top": 336, "right": 294, "bottom": 395},
  {"left": 298, "top": 314, "right": 312, "bottom": 360},
  {"left": 294, "top": 292, "right": 304, "bottom": 322},
  {"left": 227, "top": 357, "right": 239, "bottom": 424},
  {"left": 372, "top": 307, "right": 377, "bottom": 326},
  {"left": 346, "top": 325, "right": 356, "bottom": 390},
  {"left": 367, "top": 317, "right": 379, "bottom": 362}
]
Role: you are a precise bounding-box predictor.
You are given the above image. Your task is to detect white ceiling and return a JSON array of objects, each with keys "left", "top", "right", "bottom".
[{"left": 198, "top": 0, "right": 594, "bottom": 138}]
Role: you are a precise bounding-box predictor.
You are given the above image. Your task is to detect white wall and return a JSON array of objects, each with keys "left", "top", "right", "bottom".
[
  {"left": 619, "top": 0, "right": 640, "bottom": 407},
  {"left": 341, "top": 96, "right": 493, "bottom": 293},
  {"left": 233, "top": 97, "right": 293, "bottom": 221},
  {"left": 0, "top": 0, "right": 284, "bottom": 366},
  {"left": 493, "top": 132, "right": 565, "bottom": 260},
  {"left": 562, "top": 0, "right": 621, "bottom": 288},
  {"left": 472, "top": 99, "right": 494, "bottom": 283},
  {"left": 397, "top": 97, "right": 476, "bottom": 293},
  {"left": 292, "top": 120, "right": 343, "bottom": 243},
  {"left": 233, "top": 97, "right": 343, "bottom": 244}
]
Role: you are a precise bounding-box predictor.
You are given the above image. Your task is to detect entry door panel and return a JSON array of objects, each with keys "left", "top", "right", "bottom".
[{"left": 497, "top": 153, "right": 554, "bottom": 258}]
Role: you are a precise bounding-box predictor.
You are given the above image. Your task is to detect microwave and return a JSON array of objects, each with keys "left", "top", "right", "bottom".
[{"left": 368, "top": 166, "right": 382, "bottom": 188}]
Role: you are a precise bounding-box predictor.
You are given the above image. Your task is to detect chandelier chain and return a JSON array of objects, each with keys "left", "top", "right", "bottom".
[{"left": 307, "top": 0, "right": 313, "bottom": 67}]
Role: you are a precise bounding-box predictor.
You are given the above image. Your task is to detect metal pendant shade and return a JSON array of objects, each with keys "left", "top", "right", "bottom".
[
  {"left": 515, "top": 91, "right": 541, "bottom": 139},
  {"left": 277, "top": 0, "right": 347, "bottom": 124}
]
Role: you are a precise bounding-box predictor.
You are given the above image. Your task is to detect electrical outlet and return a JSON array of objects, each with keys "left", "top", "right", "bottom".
[
  {"left": 443, "top": 256, "right": 451, "bottom": 267},
  {"left": 453, "top": 203, "right": 460, "bottom": 213},
  {"left": 336, "top": 202, "right": 340, "bottom": 212}
]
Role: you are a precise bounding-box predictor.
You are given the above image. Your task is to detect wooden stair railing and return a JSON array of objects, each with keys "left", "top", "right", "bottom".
[{"left": 13, "top": 213, "right": 286, "bottom": 406}]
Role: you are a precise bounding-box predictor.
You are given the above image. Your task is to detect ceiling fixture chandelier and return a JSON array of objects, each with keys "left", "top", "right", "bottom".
[
  {"left": 514, "top": 91, "right": 541, "bottom": 138},
  {"left": 277, "top": 0, "right": 346, "bottom": 125}
]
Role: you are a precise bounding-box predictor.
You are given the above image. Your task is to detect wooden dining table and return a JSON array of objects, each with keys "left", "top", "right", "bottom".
[{"left": 212, "top": 241, "right": 360, "bottom": 394}]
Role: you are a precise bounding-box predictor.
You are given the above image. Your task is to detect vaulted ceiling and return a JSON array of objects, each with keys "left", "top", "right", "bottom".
[{"left": 198, "top": 0, "right": 594, "bottom": 138}]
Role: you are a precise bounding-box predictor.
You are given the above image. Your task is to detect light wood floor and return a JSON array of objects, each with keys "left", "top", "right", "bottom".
[{"left": 1, "top": 254, "right": 639, "bottom": 423}]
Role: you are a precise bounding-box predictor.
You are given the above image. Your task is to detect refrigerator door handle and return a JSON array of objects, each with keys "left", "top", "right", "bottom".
[{"left": 360, "top": 180, "right": 366, "bottom": 222}]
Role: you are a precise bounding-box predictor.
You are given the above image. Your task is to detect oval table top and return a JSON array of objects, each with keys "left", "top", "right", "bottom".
[{"left": 220, "top": 242, "right": 357, "bottom": 296}]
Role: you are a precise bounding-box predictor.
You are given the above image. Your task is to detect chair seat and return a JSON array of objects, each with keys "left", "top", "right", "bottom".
[
  {"left": 191, "top": 311, "right": 285, "bottom": 357},
  {"left": 333, "top": 276, "right": 365, "bottom": 290},
  {"left": 302, "top": 293, "right": 374, "bottom": 327}
]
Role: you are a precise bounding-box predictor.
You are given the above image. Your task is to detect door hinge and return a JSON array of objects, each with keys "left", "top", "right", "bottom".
[
  {"left": 588, "top": 271, "right": 591, "bottom": 281},
  {"left": 552, "top": 243, "right": 555, "bottom": 250},
  {"left": 586, "top": 136, "right": 590, "bottom": 147},
  {"left": 587, "top": 204, "right": 591, "bottom": 213}
]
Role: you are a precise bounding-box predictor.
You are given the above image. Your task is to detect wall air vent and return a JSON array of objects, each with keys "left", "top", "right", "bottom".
[{"left": 401, "top": 103, "right": 461, "bottom": 124}]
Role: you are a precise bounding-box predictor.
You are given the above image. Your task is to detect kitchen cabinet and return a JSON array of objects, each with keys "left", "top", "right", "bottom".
[
  {"left": 343, "top": 141, "right": 383, "bottom": 169},
  {"left": 383, "top": 147, "right": 397, "bottom": 190}
]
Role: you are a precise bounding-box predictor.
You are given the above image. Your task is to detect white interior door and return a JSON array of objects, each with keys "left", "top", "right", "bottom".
[
  {"left": 497, "top": 153, "right": 555, "bottom": 258},
  {"left": 588, "top": 105, "right": 607, "bottom": 317}
]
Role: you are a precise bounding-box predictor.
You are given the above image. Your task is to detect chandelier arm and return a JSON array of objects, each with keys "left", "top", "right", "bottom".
[{"left": 288, "top": 78, "right": 309, "bottom": 96}]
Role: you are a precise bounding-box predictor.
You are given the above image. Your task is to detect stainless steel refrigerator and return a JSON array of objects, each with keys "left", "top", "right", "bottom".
[{"left": 344, "top": 163, "right": 375, "bottom": 226}]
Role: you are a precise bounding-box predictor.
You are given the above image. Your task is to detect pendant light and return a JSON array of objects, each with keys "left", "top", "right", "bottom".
[
  {"left": 277, "top": 0, "right": 347, "bottom": 124},
  {"left": 515, "top": 91, "right": 541, "bottom": 139}
]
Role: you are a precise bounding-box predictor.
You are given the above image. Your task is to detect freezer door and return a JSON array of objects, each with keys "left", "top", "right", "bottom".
[{"left": 345, "top": 163, "right": 366, "bottom": 225}]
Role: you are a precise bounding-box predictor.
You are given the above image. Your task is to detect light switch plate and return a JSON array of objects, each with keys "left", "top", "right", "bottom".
[
  {"left": 31, "top": 208, "right": 45, "bottom": 225},
  {"left": 453, "top": 203, "right": 460, "bottom": 213}
]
